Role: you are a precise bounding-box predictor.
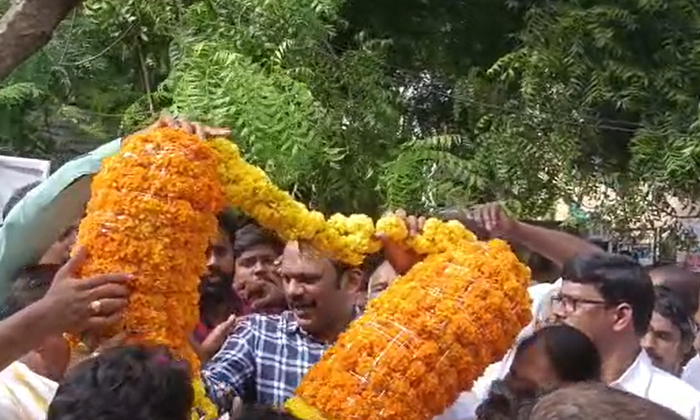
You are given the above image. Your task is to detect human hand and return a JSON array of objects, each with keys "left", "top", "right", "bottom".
[
  {"left": 142, "top": 113, "right": 231, "bottom": 140},
  {"left": 201, "top": 315, "right": 237, "bottom": 362},
  {"left": 469, "top": 202, "right": 517, "bottom": 237},
  {"left": 42, "top": 247, "right": 131, "bottom": 335},
  {"left": 376, "top": 209, "right": 426, "bottom": 275}
]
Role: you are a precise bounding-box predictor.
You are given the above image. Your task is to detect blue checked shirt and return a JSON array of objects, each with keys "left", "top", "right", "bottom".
[{"left": 202, "top": 310, "right": 358, "bottom": 409}]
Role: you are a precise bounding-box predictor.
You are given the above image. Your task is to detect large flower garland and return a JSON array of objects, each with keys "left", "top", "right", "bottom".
[
  {"left": 71, "top": 128, "right": 223, "bottom": 419},
  {"left": 207, "top": 138, "right": 531, "bottom": 420},
  {"left": 72, "top": 131, "right": 531, "bottom": 420}
]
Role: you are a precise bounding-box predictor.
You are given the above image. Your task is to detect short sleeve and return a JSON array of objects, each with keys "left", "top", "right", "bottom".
[{"left": 202, "top": 316, "right": 257, "bottom": 409}]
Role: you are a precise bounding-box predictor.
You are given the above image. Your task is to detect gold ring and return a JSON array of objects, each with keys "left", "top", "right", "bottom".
[{"left": 89, "top": 300, "right": 102, "bottom": 315}]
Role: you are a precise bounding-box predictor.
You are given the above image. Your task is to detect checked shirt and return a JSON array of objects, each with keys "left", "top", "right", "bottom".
[{"left": 202, "top": 310, "right": 357, "bottom": 409}]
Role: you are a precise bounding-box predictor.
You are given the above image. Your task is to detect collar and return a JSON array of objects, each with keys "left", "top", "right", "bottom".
[
  {"left": 283, "top": 306, "right": 362, "bottom": 339},
  {"left": 609, "top": 349, "right": 653, "bottom": 397}
]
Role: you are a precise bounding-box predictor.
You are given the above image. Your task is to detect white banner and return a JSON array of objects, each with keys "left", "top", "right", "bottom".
[{"left": 0, "top": 155, "right": 50, "bottom": 223}]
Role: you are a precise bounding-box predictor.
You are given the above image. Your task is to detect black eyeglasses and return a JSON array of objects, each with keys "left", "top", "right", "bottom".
[{"left": 550, "top": 293, "right": 607, "bottom": 312}]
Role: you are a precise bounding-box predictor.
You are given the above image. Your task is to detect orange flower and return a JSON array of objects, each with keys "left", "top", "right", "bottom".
[
  {"left": 287, "top": 228, "right": 531, "bottom": 420},
  {"left": 69, "top": 128, "right": 223, "bottom": 419}
]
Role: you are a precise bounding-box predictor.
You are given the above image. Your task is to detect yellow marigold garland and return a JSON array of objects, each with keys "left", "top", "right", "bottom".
[
  {"left": 71, "top": 128, "right": 223, "bottom": 419},
  {"left": 208, "top": 138, "right": 381, "bottom": 266},
  {"left": 285, "top": 223, "right": 532, "bottom": 420}
]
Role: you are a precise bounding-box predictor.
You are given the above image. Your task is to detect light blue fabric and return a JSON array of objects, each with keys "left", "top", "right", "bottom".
[{"left": 0, "top": 139, "right": 122, "bottom": 299}]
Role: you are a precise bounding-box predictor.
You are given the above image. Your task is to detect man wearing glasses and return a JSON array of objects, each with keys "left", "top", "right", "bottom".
[{"left": 550, "top": 253, "right": 700, "bottom": 420}]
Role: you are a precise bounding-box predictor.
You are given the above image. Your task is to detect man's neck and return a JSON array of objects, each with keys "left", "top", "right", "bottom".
[
  {"left": 599, "top": 340, "right": 641, "bottom": 384},
  {"left": 311, "top": 306, "right": 355, "bottom": 344}
]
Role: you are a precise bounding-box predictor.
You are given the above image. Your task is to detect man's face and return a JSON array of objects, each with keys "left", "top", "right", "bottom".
[
  {"left": 367, "top": 261, "right": 398, "bottom": 301},
  {"left": 37, "top": 334, "right": 71, "bottom": 382},
  {"left": 551, "top": 281, "right": 624, "bottom": 346},
  {"left": 279, "top": 242, "right": 357, "bottom": 337},
  {"left": 203, "top": 229, "right": 234, "bottom": 289},
  {"left": 233, "top": 243, "right": 284, "bottom": 312},
  {"left": 642, "top": 311, "right": 686, "bottom": 375}
]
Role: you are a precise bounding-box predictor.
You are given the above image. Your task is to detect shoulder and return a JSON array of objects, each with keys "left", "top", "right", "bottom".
[
  {"left": 649, "top": 366, "right": 700, "bottom": 416},
  {"left": 235, "top": 312, "right": 293, "bottom": 334}
]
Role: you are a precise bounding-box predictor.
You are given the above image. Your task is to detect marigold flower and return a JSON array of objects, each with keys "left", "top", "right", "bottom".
[
  {"left": 286, "top": 224, "right": 531, "bottom": 420},
  {"left": 69, "top": 128, "right": 224, "bottom": 419}
]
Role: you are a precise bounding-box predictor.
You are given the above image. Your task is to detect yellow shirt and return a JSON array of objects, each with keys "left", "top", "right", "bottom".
[{"left": 0, "top": 361, "right": 58, "bottom": 420}]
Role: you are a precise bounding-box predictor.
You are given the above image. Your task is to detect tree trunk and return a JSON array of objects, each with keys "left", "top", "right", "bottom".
[{"left": 0, "top": 0, "right": 83, "bottom": 82}]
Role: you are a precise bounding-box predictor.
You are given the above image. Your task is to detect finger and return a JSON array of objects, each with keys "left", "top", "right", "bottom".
[
  {"left": 406, "top": 215, "right": 418, "bottom": 237},
  {"left": 56, "top": 246, "right": 87, "bottom": 280},
  {"left": 417, "top": 216, "right": 427, "bottom": 232},
  {"left": 157, "top": 113, "right": 176, "bottom": 128},
  {"left": 79, "top": 273, "right": 132, "bottom": 290},
  {"left": 177, "top": 118, "right": 195, "bottom": 135},
  {"left": 84, "top": 282, "right": 131, "bottom": 300},
  {"left": 395, "top": 208, "right": 407, "bottom": 220},
  {"left": 88, "top": 297, "right": 129, "bottom": 316},
  {"left": 204, "top": 127, "right": 231, "bottom": 138},
  {"left": 486, "top": 203, "right": 500, "bottom": 231},
  {"left": 193, "top": 123, "right": 205, "bottom": 139},
  {"left": 84, "top": 312, "right": 124, "bottom": 331}
]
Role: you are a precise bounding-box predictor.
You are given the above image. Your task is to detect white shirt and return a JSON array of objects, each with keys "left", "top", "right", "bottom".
[
  {"left": 683, "top": 355, "right": 700, "bottom": 391},
  {"left": 433, "top": 280, "right": 562, "bottom": 420},
  {"left": 0, "top": 361, "right": 58, "bottom": 420},
  {"left": 611, "top": 350, "right": 700, "bottom": 420}
]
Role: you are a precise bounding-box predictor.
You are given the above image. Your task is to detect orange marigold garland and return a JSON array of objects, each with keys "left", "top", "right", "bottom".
[
  {"left": 70, "top": 128, "right": 224, "bottom": 419},
  {"left": 285, "top": 221, "right": 532, "bottom": 420}
]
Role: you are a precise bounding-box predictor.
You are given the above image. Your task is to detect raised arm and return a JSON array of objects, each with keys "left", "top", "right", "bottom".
[{"left": 470, "top": 203, "right": 602, "bottom": 268}]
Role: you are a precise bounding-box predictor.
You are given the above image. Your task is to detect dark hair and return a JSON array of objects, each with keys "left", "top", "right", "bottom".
[
  {"left": 3, "top": 180, "right": 41, "bottom": 219},
  {"left": 233, "top": 223, "right": 284, "bottom": 259},
  {"left": 239, "top": 405, "right": 300, "bottom": 420},
  {"left": 47, "top": 345, "right": 193, "bottom": 420},
  {"left": 218, "top": 209, "right": 247, "bottom": 248},
  {"left": 476, "top": 379, "right": 542, "bottom": 420},
  {"left": 517, "top": 324, "right": 601, "bottom": 383},
  {"left": 0, "top": 264, "right": 60, "bottom": 320},
  {"left": 562, "top": 253, "right": 655, "bottom": 335},
  {"left": 653, "top": 285, "right": 695, "bottom": 343}
]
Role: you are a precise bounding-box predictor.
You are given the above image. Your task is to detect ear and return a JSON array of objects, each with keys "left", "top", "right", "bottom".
[
  {"left": 340, "top": 268, "right": 363, "bottom": 294},
  {"left": 611, "top": 303, "right": 634, "bottom": 333}
]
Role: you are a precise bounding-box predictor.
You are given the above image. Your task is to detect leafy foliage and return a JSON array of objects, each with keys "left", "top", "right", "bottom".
[{"left": 3, "top": 0, "right": 700, "bottom": 233}]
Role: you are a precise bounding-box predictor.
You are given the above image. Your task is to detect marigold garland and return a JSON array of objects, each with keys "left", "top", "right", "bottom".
[
  {"left": 286, "top": 229, "right": 532, "bottom": 420},
  {"left": 71, "top": 128, "right": 223, "bottom": 420},
  {"left": 208, "top": 138, "right": 381, "bottom": 266}
]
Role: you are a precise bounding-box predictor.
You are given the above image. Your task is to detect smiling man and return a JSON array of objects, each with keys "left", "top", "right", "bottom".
[{"left": 201, "top": 241, "right": 362, "bottom": 410}]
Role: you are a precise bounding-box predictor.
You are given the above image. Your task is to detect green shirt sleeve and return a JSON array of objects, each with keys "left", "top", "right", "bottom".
[{"left": 0, "top": 139, "right": 122, "bottom": 299}]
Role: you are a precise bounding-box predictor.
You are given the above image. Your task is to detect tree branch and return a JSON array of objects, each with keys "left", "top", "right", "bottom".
[{"left": 0, "top": 0, "right": 83, "bottom": 82}]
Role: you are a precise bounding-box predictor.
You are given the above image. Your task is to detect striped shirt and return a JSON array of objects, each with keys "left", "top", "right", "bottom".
[{"left": 0, "top": 362, "right": 57, "bottom": 420}]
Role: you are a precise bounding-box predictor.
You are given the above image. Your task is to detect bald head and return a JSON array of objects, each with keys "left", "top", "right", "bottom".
[
  {"left": 649, "top": 265, "right": 700, "bottom": 315},
  {"left": 531, "top": 383, "right": 684, "bottom": 420}
]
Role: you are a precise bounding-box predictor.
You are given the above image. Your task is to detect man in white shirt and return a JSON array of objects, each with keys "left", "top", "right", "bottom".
[
  {"left": 0, "top": 264, "right": 69, "bottom": 420},
  {"left": 551, "top": 252, "right": 700, "bottom": 420}
]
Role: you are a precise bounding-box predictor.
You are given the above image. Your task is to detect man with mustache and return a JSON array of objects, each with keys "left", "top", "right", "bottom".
[
  {"left": 642, "top": 285, "right": 695, "bottom": 376},
  {"left": 202, "top": 240, "right": 363, "bottom": 410},
  {"left": 232, "top": 223, "right": 286, "bottom": 314}
]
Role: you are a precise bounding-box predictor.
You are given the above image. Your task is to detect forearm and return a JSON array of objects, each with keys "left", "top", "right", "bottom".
[
  {"left": 0, "top": 300, "right": 62, "bottom": 370},
  {"left": 507, "top": 221, "right": 602, "bottom": 267}
]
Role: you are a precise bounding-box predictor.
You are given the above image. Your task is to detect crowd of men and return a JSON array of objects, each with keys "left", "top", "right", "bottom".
[{"left": 1, "top": 117, "right": 700, "bottom": 420}]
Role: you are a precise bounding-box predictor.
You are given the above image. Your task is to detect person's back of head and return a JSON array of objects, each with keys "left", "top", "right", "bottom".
[
  {"left": 531, "top": 382, "right": 685, "bottom": 420},
  {"left": 47, "top": 345, "right": 193, "bottom": 420},
  {"left": 519, "top": 324, "right": 602, "bottom": 384},
  {"left": 561, "top": 252, "right": 655, "bottom": 337},
  {"left": 3, "top": 180, "right": 41, "bottom": 220}
]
